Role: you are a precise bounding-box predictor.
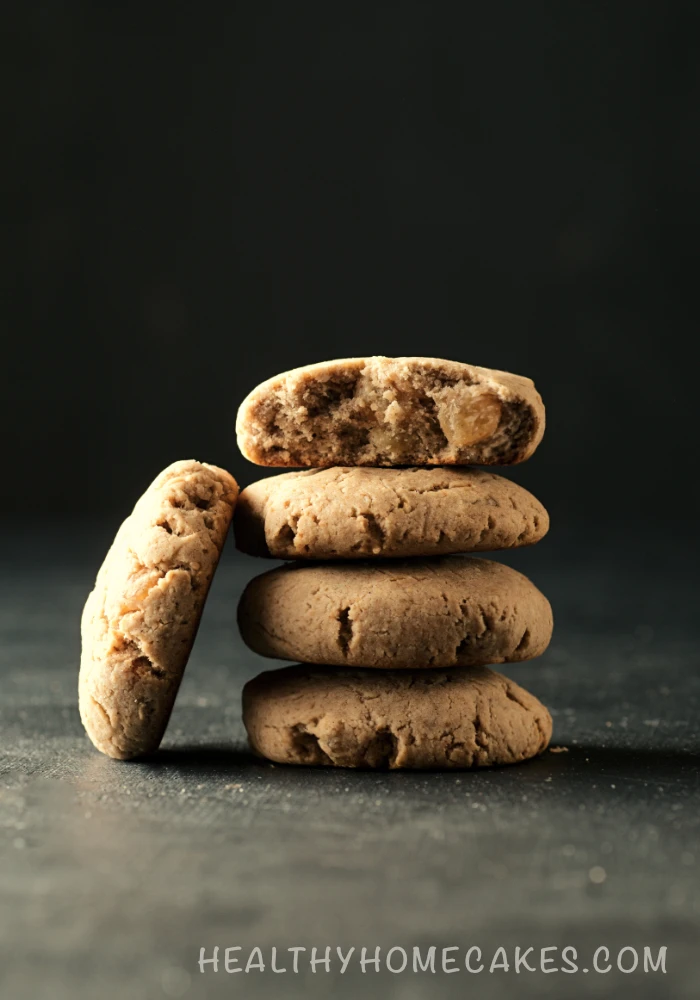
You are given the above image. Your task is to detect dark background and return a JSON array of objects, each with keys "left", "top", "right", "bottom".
[{"left": 3, "top": 1, "right": 699, "bottom": 525}]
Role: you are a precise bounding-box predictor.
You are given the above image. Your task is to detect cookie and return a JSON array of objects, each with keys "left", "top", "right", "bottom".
[
  {"left": 79, "top": 460, "right": 239, "bottom": 760},
  {"left": 234, "top": 466, "right": 549, "bottom": 560},
  {"left": 238, "top": 556, "right": 552, "bottom": 669},
  {"left": 243, "top": 664, "right": 552, "bottom": 769},
  {"left": 236, "top": 356, "right": 545, "bottom": 467}
]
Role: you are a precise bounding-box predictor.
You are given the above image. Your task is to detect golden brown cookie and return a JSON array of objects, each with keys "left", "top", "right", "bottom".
[
  {"left": 236, "top": 356, "right": 545, "bottom": 467},
  {"left": 79, "top": 460, "right": 239, "bottom": 760},
  {"left": 243, "top": 664, "right": 552, "bottom": 769},
  {"left": 238, "top": 556, "right": 553, "bottom": 669},
  {"left": 234, "top": 466, "right": 549, "bottom": 559}
]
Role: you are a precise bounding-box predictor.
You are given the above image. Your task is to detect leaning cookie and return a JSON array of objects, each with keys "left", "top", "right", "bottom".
[
  {"left": 238, "top": 556, "right": 553, "bottom": 669},
  {"left": 79, "top": 460, "right": 238, "bottom": 760},
  {"left": 243, "top": 665, "right": 552, "bottom": 769},
  {"left": 236, "top": 356, "right": 545, "bottom": 467},
  {"left": 235, "top": 467, "right": 549, "bottom": 559}
]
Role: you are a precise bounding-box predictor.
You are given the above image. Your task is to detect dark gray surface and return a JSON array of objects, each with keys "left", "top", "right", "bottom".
[{"left": 1, "top": 523, "right": 698, "bottom": 1000}]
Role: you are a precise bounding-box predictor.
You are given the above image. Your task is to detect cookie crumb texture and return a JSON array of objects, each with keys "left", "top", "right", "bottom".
[
  {"left": 243, "top": 665, "right": 552, "bottom": 769},
  {"left": 236, "top": 357, "right": 545, "bottom": 467},
  {"left": 235, "top": 467, "right": 549, "bottom": 559},
  {"left": 79, "top": 460, "right": 238, "bottom": 760},
  {"left": 238, "top": 556, "right": 553, "bottom": 669}
]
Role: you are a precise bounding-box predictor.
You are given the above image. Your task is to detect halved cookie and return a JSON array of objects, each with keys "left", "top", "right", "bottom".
[
  {"left": 238, "top": 556, "right": 553, "bottom": 669},
  {"left": 243, "top": 664, "right": 552, "bottom": 769},
  {"left": 79, "top": 460, "right": 238, "bottom": 759},
  {"left": 234, "top": 466, "right": 549, "bottom": 559},
  {"left": 236, "top": 356, "right": 545, "bottom": 467}
]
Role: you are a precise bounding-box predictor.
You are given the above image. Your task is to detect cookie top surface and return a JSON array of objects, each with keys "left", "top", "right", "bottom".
[
  {"left": 79, "top": 460, "right": 238, "bottom": 759},
  {"left": 236, "top": 357, "right": 545, "bottom": 468},
  {"left": 238, "top": 555, "right": 553, "bottom": 670},
  {"left": 234, "top": 466, "right": 549, "bottom": 559},
  {"left": 243, "top": 664, "right": 552, "bottom": 769}
]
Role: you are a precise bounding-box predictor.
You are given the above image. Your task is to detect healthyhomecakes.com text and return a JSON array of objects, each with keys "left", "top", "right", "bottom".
[{"left": 198, "top": 944, "right": 666, "bottom": 976}]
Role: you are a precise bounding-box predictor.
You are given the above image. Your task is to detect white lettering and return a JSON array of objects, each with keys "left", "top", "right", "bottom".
[
  {"left": 644, "top": 946, "right": 667, "bottom": 973},
  {"left": 514, "top": 947, "right": 535, "bottom": 973},
  {"left": 310, "top": 947, "right": 331, "bottom": 973},
  {"left": 617, "top": 947, "right": 638, "bottom": 973},
  {"left": 386, "top": 947, "right": 408, "bottom": 973},
  {"left": 593, "top": 947, "right": 611, "bottom": 973},
  {"left": 270, "top": 947, "right": 286, "bottom": 973},
  {"left": 490, "top": 947, "right": 509, "bottom": 973},
  {"left": 561, "top": 946, "right": 578, "bottom": 973},
  {"left": 442, "top": 947, "right": 458, "bottom": 973},
  {"left": 336, "top": 947, "right": 355, "bottom": 974},
  {"left": 288, "top": 947, "right": 306, "bottom": 973},
  {"left": 413, "top": 946, "right": 436, "bottom": 973},
  {"left": 360, "top": 947, "right": 381, "bottom": 972},
  {"left": 199, "top": 947, "right": 219, "bottom": 973},
  {"left": 245, "top": 947, "right": 265, "bottom": 973},
  {"left": 224, "top": 947, "right": 241, "bottom": 974},
  {"left": 465, "top": 946, "right": 483, "bottom": 973},
  {"left": 540, "top": 946, "right": 557, "bottom": 973}
]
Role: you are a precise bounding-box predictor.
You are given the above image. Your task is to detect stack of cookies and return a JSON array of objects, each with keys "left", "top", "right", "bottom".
[{"left": 235, "top": 357, "right": 554, "bottom": 770}]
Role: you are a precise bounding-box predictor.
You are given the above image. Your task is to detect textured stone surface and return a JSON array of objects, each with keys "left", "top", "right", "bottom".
[{"left": 1, "top": 523, "right": 698, "bottom": 1000}]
